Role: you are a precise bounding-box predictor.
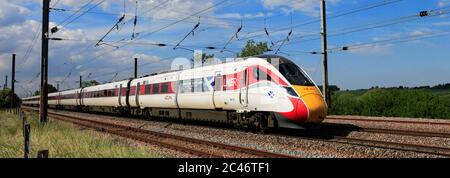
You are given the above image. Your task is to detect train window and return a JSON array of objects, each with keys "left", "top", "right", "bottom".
[
  {"left": 145, "top": 84, "right": 151, "bottom": 95},
  {"left": 190, "top": 80, "right": 195, "bottom": 92},
  {"left": 202, "top": 78, "right": 210, "bottom": 92},
  {"left": 180, "top": 80, "right": 192, "bottom": 93},
  {"left": 178, "top": 80, "right": 183, "bottom": 93},
  {"left": 152, "top": 83, "right": 159, "bottom": 94},
  {"left": 194, "top": 79, "right": 203, "bottom": 92},
  {"left": 241, "top": 69, "right": 247, "bottom": 87},
  {"left": 161, "top": 83, "right": 169, "bottom": 93},
  {"left": 253, "top": 66, "right": 271, "bottom": 81},
  {"left": 278, "top": 62, "right": 314, "bottom": 86},
  {"left": 130, "top": 87, "right": 134, "bottom": 96},
  {"left": 215, "top": 74, "right": 222, "bottom": 91}
]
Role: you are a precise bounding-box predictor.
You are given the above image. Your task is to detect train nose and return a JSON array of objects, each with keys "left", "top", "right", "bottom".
[{"left": 292, "top": 86, "right": 328, "bottom": 124}]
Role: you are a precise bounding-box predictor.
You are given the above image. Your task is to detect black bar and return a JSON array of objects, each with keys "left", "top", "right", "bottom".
[
  {"left": 80, "top": 75, "right": 82, "bottom": 88},
  {"left": 40, "top": 0, "right": 50, "bottom": 124}
]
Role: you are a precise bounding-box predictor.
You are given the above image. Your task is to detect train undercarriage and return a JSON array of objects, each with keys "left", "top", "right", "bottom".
[{"left": 36, "top": 104, "right": 280, "bottom": 131}]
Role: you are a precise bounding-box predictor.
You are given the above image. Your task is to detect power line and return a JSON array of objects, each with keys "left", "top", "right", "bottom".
[
  {"left": 174, "top": 17, "right": 201, "bottom": 50},
  {"left": 220, "top": 20, "right": 243, "bottom": 53},
  {"left": 51, "top": 0, "right": 238, "bottom": 71},
  {"left": 51, "top": 0, "right": 61, "bottom": 8},
  {"left": 95, "top": 14, "right": 126, "bottom": 47},
  {"left": 232, "top": 0, "right": 405, "bottom": 44},
  {"left": 51, "top": 0, "right": 106, "bottom": 34},
  {"left": 283, "top": 5, "right": 450, "bottom": 47},
  {"left": 327, "top": 29, "right": 450, "bottom": 53},
  {"left": 18, "top": 22, "right": 41, "bottom": 69},
  {"left": 65, "top": 0, "right": 230, "bottom": 73},
  {"left": 51, "top": 0, "right": 173, "bottom": 70},
  {"left": 52, "top": 0, "right": 95, "bottom": 28},
  {"left": 133, "top": 0, "right": 230, "bottom": 41}
]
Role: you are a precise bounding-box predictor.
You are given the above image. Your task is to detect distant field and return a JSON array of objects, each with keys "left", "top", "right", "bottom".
[
  {"left": 330, "top": 89, "right": 450, "bottom": 119},
  {"left": 0, "top": 111, "right": 160, "bottom": 158}
]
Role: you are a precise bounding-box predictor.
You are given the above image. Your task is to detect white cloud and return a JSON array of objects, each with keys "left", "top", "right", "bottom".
[
  {"left": 349, "top": 44, "right": 392, "bottom": 55},
  {"left": 217, "top": 12, "right": 273, "bottom": 19},
  {"left": 0, "top": 19, "right": 41, "bottom": 69},
  {"left": 0, "top": 53, "right": 11, "bottom": 71},
  {"left": 133, "top": 53, "right": 161, "bottom": 62},
  {"left": 409, "top": 28, "right": 435, "bottom": 37},
  {"left": 0, "top": 0, "right": 29, "bottom": 26},
  {"left": 261, "top": 0, "right": 340, "bottom": 16},
  {"left": 433, "top": 21, "right": 450, "bottom": 26},
  {"left": 438, "top": 0, "right": 450, "bottom": 7}
]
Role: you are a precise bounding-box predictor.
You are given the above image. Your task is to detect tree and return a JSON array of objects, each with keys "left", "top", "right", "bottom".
[
  {"left": 0, "top": 89, "right": 21, "bottom": 108},
  {"left": 239, "top": 40, "right": 269, "bottom": 57},
  {"left": 33, "top": 84, "right": 58, "bottom": 96},
  {"left": 318, "top": 85, "right": 340, "bottom": 92},
  {"left": 82, "top": 80, "right": 100, "bottom": 87}
]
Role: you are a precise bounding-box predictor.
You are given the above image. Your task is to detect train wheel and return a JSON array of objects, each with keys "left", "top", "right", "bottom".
[{"left": 143, "top": 109, "right": 151, "bottom": 120}]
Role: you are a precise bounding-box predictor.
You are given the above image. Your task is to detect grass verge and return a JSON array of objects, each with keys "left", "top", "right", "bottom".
[{"left": 0, "top": 111, "right": 161, "bottom": 158}]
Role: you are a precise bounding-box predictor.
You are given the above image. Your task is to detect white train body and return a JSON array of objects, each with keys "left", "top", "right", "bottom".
[{"left": 22, "top": 55, "right": 328, "bottom": 129}]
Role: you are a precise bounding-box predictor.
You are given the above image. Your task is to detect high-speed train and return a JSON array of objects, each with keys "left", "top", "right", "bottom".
[{"left": 22, "top": 55, "right": 328, "bottom": 129}]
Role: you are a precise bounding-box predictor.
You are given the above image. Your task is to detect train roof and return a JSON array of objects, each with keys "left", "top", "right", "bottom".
[{"left": 255, "top": 55, "right": 294, "bottom": 64}]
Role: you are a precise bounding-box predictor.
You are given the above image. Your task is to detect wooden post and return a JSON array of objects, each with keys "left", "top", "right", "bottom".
[
  {"left": 40, "top": 0, "right": 50, "bottom": 124},
  {"left": 37, "top": 150, "right": 49, "bottom": 158},
  {"left": 321, "top": 0, "right": 331, "bottom": 107},
  {"left": 21, "top": 110, "right": 26, "bottom": 135},
  {"left": 24, "top": 123, "right": 30, "bottom": 158}
]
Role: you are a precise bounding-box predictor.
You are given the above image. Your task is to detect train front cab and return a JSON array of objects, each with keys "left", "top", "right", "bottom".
[{"left": 259, "top": 55, "right": 328, "bottom": 129}]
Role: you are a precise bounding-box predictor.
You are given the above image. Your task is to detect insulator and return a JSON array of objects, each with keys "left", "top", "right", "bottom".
[{"left": 419, "top": 11, "right": 428, "bottom": 17}]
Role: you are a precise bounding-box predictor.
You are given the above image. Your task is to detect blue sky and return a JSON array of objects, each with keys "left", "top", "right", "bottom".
[{"left": 0, "top": 0, "right": 449, "bottom": 97}]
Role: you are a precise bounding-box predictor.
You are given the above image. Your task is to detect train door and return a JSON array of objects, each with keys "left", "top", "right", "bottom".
[
  {"left": 79, "top": 89, "right": 83, "bottom": 105},
  {"left": 135, "top": 82, "right": 140, "bottom": 107},
  {"left": 213, "top": 71, "right": 222, "bottom": 109},
  {"left": 125, "top": 80, "right": 132, "bottom": 108},
  {"left": 239, "top": 67, "right": 249, "bottom": 107},
  {"left": 57, "top": 92, "right": 61, "bottom": 106},
  {"left": 118, "top": 84, "right": 123, "bottom": 107},
  {"left": 76, "top": 91, "right": 79, "bottom": 106}
]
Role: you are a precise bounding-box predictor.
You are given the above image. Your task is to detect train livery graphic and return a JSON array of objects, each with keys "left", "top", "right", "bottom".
[{"left": 23, "top": 55, "right": 328, "bottom": 129}]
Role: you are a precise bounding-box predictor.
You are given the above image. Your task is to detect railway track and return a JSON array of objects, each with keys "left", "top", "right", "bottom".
[
  {"left": 327, "top": 116, "right": 450, "bottom": 126},
  {"left": 319, "top": 123, "right": 450, "bottom": 138},
  {"left": 22, "top": 107, "right": 294, "bottom": 158},
  {"left": 22, "top": 107, "right": 450, "bottom": 157},
  {"left": 328, "top": 136, "right": 450, "bottom": 157},
  {"left": 282, "top": 128, "right": 450, "bottom": 157}
]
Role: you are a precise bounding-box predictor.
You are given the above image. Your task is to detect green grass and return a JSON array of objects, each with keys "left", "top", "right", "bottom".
[
  {"left": 330, "top": 89, "right": 450, "bottom": 119},
  {"left": 0, "top": 111, "right": 161, "bottom": 158}
]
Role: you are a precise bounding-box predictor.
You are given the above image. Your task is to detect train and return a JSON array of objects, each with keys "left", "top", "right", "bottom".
[{"left": 22, "top": 55, "right": 328, "bottom": 130}]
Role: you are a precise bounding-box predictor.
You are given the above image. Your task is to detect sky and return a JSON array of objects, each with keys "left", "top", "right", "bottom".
[{"left": 0, "top": 0, "right": 449, "bottom": 97}]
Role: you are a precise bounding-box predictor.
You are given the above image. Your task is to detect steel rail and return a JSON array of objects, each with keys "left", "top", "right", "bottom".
[
  {"left": 23, "top": 107, "right": 294, "bottom": 158},
  {"left": 327, "top": 116, "right": 450, "bottom": 126}
]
